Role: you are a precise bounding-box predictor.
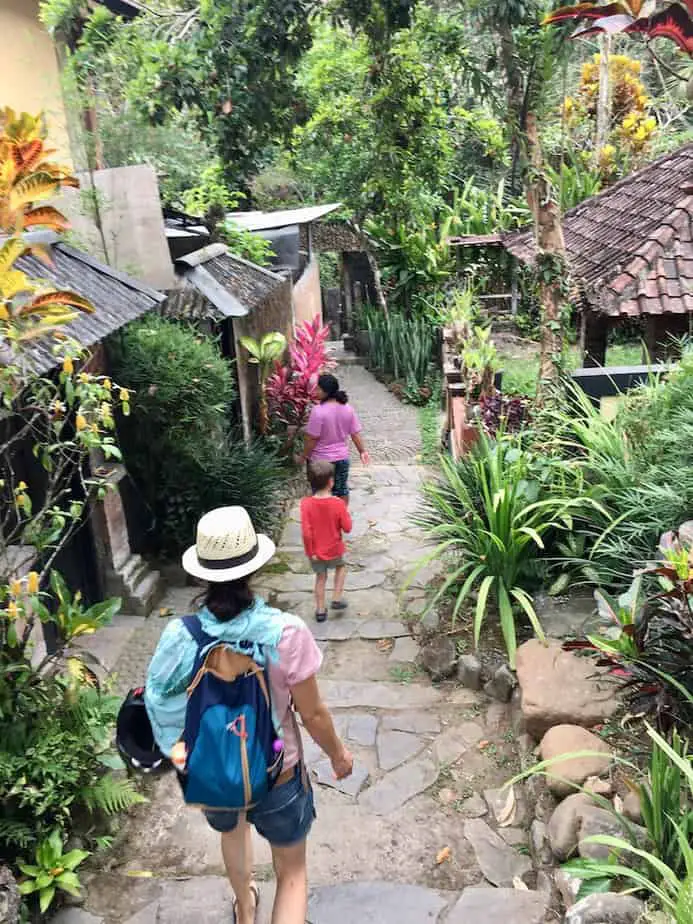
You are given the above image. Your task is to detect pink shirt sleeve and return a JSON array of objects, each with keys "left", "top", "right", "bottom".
[
  {"left": 349, "top": 406, "right": 362, "bottom": 434},
  {"left": 277, "top": 622, "right": 323, "bottom": 687},
  {"left": 305, "top": 405, "right": 322, "bottom": 439}
]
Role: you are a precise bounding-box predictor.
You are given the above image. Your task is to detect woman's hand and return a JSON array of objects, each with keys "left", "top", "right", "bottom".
[
  {"left": 360, "top": 450, "right": 370, "bottom": 466},
  {"left": 331, "top": 744, "right": 354, "bottom": 780}
]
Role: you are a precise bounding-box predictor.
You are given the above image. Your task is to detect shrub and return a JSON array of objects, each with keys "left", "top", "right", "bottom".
[
  {"left": 542, "top": 355, "right": 693, "bottom": 584},
  {"left": 414, "top": 432, "right": 594, "bottom": 666},
  {"left": 266, "top": 317, "right": 334, "bottom": 430},
  {"left": 109, "top": 317, "right": 283, "bottom": 554}
]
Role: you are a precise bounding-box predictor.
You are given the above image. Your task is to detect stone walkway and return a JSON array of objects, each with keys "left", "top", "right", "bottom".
[{"left": 72, "top": 360, "right": 551, "bottom": 924}]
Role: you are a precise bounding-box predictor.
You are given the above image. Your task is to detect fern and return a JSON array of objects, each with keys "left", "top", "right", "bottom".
[
  {"left": 0, "top": 817, "right": 35, "bottom": 850},
  {"left": 82, "top": 774, "right": 146, "bottom": 816}
]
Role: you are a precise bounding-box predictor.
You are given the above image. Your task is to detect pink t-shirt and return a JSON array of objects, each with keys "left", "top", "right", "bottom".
[
  {"left": 268, "top": 621, "right": 323, "bottom": 768},
  {"left": 305, "top": 401, "right": 361, "bottom": 461}
]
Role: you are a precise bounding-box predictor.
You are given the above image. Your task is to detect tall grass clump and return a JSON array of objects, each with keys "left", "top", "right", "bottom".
[{"left": 365, "top": 308, "right": 436, "bottom": 392}]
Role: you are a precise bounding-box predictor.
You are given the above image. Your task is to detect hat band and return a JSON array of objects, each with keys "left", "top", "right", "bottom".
[{"left": 197, "top": 540, "right": 259, "bottom": 570}]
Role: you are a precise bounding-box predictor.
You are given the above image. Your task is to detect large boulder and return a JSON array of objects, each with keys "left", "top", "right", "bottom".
[
  {"left": 564, "top": 893, "right": 645, "bottom": 924},
  {"left": 515, "top": 639, "right": 619, "bottom": 738},
  {"left": 420, "top": 636, "right": 457, "bottom": 681},
  {"left": 539, "top": 725, "right": 612, "bottom": 798},
  {"left": 548, "top": 795, "right": 645, "bottom": 863},
  {"left": 0, "top": 866, "right": 20, "bottom": 924}
]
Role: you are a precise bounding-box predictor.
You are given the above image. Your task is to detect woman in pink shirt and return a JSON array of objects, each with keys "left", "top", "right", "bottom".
[{"left": 297, "top": 374, "right": 370, "bottom": 501}]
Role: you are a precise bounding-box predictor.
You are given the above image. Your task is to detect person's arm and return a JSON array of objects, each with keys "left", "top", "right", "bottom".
[
  {"left": 300, "top": 502, "right": 315, "bottom": 559},
  {"left": 297, "top": 433, "right": 318, "bottom": 466},
  {"left": 351, "top": 431, "right": 370, "bottom": 465},
  {"left": 291, "top": 675, "right": 353, "bottom": 779},
  {"left": 340, "top": 499, "right": 353, "bottom": 535}
]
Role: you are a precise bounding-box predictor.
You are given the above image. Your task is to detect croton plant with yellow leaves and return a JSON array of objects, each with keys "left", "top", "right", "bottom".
[{"left": 1, "top": 109, "right": 129, "bottom": 703}]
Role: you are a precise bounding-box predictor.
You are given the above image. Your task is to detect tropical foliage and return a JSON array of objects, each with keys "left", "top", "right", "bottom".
[
  {"left": 109, "top": 318, "right": 283, "bottom": 553},
  {"left": 0, "top": 111, "right": 144, "bottom": 903},
  {"left": 266, "top": 317, "right": 334, "bottom": 429},
  {"left": 414, "top": 432, "right": 596, "bottom": 666}
]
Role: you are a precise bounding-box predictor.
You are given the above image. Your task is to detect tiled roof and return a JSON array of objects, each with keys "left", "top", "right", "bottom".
[
  {"left": 12, "top": 236, "right": 163, "bottom": 374},
  {"left": 174, "top": 244, "right": 288, "bottom": 318},
  {"left": 504, "top": 143, "right": 693, "bottom": 317}
]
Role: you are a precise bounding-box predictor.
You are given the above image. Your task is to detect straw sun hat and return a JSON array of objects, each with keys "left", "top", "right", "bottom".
[{"left": 182, "top": 507, "right": 276, "bottom": 583}]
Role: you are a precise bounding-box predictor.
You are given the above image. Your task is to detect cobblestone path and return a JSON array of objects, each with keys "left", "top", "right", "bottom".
[{"left": 73, "top": 358, "right": 547, "bottom": 924}]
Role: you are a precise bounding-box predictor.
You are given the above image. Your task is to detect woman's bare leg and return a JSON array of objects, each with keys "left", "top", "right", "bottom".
[
  {"left": 270, "top": 840, "right": 308, "bottom": 924},
  {"left": 221, "top": 821, "right": 256, "bottom": 924}
]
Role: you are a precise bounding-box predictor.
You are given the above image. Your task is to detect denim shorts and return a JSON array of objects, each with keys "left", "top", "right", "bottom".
[{"left": 202, "top": 765, "right": 315, "bottom": 846}]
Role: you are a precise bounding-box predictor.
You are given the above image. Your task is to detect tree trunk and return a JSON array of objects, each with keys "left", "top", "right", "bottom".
[
  {"left": 524, "top": 113, "right": 568, "bottom": 395},
  {"left": 595, "top": 35, "right": 612, "bottom": 166}
]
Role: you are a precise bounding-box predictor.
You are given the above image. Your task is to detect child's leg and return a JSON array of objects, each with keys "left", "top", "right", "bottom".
[
  {"left": 332, "top": 564, "right": 347, "bottom": 604},
  {"left": 314, "top": 571, "right": 327, "bottom": 614}
]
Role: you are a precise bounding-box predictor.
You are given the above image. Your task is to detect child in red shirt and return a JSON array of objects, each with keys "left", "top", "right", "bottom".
[{"left": 300, "top": 460, "right": 352, "bottom": 623}]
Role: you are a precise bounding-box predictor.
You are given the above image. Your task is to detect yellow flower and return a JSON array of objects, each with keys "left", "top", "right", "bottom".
[
  {"left": 16, "top": 481, "right": 27, "bottom": 491},
  {"left": 645, "top": 117, "right": 656, "bottom": 132},
  {"left": 601, "top": 144, "right": 616, "bottom": 159},
  {"left": 103, "top": 378, "right": 112, "bottom": 391},
  {"left": 119, "top": 388, "right": 129, "bottom": 402},
  {"left": 27, "top": 571, "right": 39, "bottom": 594},
  {"left": 62, "top": 357, "right": 74, "bottom": 375},
  {"left": 79, "top": 372, "right": 90, "bottom": 384},
  {"left": 10, "top": 579, "right": 22, "bottom": 597},
  {"left": 7, "top": 600, "right": 18, "bottom": 618},
  {"left": 76, "top": 413, "right": 88, "bottom": 431}
]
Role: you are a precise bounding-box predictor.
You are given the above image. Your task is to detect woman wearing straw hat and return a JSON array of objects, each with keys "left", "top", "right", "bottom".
[{"left": 144, "top": 507, "right": 353, "bottom": 924}]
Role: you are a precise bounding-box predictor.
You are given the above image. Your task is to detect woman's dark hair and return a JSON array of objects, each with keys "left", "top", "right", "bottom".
[
  {"left": 201, "top": 578, "right": 254, "bottom": 622},
  {"left": 318, "top": 373, "right": 348, "bottom": 405}
]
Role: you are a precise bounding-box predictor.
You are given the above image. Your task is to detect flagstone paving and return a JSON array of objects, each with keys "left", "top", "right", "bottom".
[{"left": 78, "top": 361, "right": 548, "bottom": 924}]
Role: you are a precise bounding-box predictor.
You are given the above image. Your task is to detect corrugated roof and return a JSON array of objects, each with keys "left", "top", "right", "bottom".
[
  {"left": 174, "top": 244, "right": 287, "bottom": 319},
  {"left": 504, "top": 143, "right": 693, "bottom": 317},
  {"left": 12, "top": 237, "right": 164, "bottom": 374},
  {"left": 227, "top": 203, "right": 342, "bottom": 233}
]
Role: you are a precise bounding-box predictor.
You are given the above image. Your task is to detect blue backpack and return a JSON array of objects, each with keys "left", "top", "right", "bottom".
[{"left": 178, "top": 614, "right": 284, "bottom": 810}]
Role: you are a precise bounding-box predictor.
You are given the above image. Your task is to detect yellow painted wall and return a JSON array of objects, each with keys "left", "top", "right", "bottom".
[{"left": 0, "top": 0, "right": 73, "bottom": 165}]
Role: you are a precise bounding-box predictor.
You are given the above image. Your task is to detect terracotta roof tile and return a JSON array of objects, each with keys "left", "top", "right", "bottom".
[{"left": 504, "top": 143, "right": 693, "bottom": 316}]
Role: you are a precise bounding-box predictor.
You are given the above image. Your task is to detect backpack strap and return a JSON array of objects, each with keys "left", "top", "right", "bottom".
[{"left": 182, "top": 614, "right": 219, "bottom": 675}]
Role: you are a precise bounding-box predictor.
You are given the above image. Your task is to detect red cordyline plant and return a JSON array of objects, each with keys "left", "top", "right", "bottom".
[
  {"left": 266, "top": 317, "right": 335, "bottom": 428},
  {"left": 544, "top": 0, "right": 693, "bottom": 55}
]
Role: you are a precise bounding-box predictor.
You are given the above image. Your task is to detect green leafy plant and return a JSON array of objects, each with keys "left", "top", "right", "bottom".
[
  {"left": 458, "top": 324, "right": 498, "bottom": 399},
  {"left": 18, "top": 829, "right": 90, "bottom": 914},
  {"left": 414, "top": 432, "right": 596, "bottom": 666},
  {"left": 588, "top": 575, "right": 643, "bottom": 659},
  {"left": 563, "top": 725, "right": 693, "bottom": 922},
  {"left": 109, "top": 318, "right": 283, "bottom": 553},
  {"left": 364, "top": 309, "right": 436, "bottom": 393},
  {"left": 240, "top": 332, "right": 288, "bottom": 434}
]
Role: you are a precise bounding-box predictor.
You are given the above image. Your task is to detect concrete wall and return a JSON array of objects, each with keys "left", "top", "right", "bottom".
[
  {"left": 61, "top": 165, "right": 175, "bottom": 289},
  {"left": 232, "top": 278, "right": 294, "bottom": 442},
  {"left": 0, "top": 0, "right": 72, "bottom": 164},
  {"left": 293, "top": 255, "right": 322, "bottom": 326}
]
